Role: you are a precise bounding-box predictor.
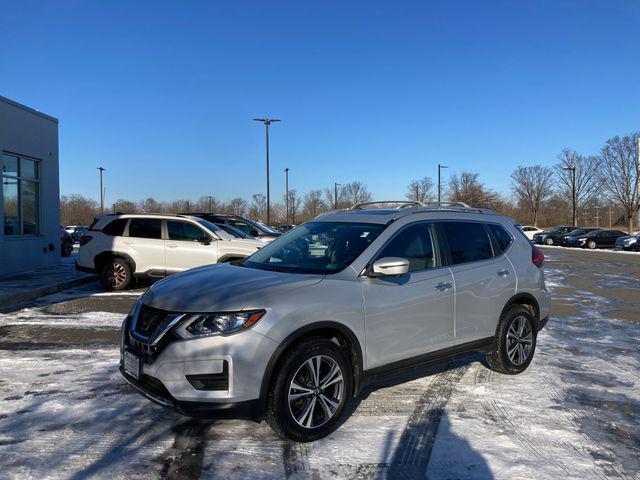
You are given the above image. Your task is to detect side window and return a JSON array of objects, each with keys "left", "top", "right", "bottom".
[
  {"left": 442, "top": 221, "right": 494, "bottom": 265},
  {"left": 488, "top": 224, "right": 513, "bottom": 253},
  {"left": 377, "top": 223, "right": 435, "bottom": 272},
  {"left": 167, "top": 221, "right": 208, "bottom": 242},
  {"left": 102, "top": 218, "right": 128, "bottom": 236},
  {"left": 128, "top": 218, "right": 162, "bottom": 239}
]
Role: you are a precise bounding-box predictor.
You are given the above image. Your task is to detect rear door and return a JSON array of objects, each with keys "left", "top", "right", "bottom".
[
  {"left": 123, "top": 218, "right": 165, "bottom": 276},
  {"left": 362, "top": 222, "right": 455, "bottom": 369},
  {"left": 165, "top": 220, "right": 219, "bottom": 273},
  {"left": 439, "top": 221, "right": 517, "bottom": 345}
]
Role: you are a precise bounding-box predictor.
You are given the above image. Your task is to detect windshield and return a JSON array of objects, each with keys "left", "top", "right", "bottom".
[
  {"left": 568, "top": 228, "right": 593, "bottom": 236},
  {"left": 242, "top": 222, "right": 386, "bottom": 274},
  {"left": 255, "top": 221, "right": 279, "bottom": 234},
  {"left": 217, "top": 223, "right": 252, "bottom": 239},
  {"left": 197, "top": 219, "right": 234, "bottom": 240}
]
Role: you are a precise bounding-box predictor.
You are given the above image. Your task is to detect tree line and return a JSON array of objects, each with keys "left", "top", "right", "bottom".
[{"left": 61, "top": 131, "right": 639, "bottom": 233}]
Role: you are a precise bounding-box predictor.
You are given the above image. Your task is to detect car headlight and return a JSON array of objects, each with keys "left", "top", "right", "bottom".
[
  {"left": 578, "top": 237, "right": 587, "bottom": 243},
  {"left": 175, "top": 310, "right": 266, "bottom": 338},
  {"left": 626, "top": 237, "right": 637, "bottom": 244}
]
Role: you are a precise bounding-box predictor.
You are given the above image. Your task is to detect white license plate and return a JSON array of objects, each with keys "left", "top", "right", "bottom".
[{"left": 124, "top": 351, "right": 140, "bottom": 380}]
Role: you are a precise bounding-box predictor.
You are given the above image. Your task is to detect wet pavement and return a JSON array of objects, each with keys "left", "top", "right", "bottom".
[{"left": 0, "top": 248, "right": 638, "bottom": 479}]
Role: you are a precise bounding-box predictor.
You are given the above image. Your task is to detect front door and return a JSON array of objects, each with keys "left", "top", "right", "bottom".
[
  {"left": 165, "top": 220, "right": 219, "bottom": 273},
  {"left": 361, "top": 222, "right": 455, "bottom": 369}
]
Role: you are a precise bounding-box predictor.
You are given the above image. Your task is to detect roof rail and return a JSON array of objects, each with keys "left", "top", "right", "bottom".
[
  {"left": 420, "top": 202, "right": 472, "bottom": 209},
  {"left": 350, "top": 200, "right": 424, "bottom": 210}
]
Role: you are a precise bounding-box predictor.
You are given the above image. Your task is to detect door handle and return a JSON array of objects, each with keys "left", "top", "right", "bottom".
[
  {"left": 167, "top": 244, "right": 178, "bottom": 249},
  {"left": 496, "top": 269, "right": 510, "bottom": 277},
  {"left": 123, "top": 240, "right": 133, "bottom": 245},
  {"left": 435, "top": 282, "right": 452, "bottom": 292}
]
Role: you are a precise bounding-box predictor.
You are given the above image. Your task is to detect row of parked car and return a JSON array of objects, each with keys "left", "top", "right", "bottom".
[{"left": 519, "top": 225, "right": 640, "bottom": 251}]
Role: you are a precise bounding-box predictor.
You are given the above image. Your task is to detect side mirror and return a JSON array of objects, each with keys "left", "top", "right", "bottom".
[
  {"left": 371, "top": 257, "right": 409, "bottom": 276},
  {"left": 198, "top": 236, "right": 212, "bottom": 245}
]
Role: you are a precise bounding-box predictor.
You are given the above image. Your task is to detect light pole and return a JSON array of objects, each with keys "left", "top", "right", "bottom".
[
  {"left": 207, "top": 196, "right": 213, "bottom": 213},
  {"left": 334, "top": 182, "right": 341, "bottom": 209},
  {"left": 563, "top": 166, "right": 577, "bottom": 226},
  {"left": 253, "top": 118, "right": 281, "bottom": 226},
  {"left": 437, "top": 164, "right": 448, "bottom": 204},
  {"left": 284, "top": 167, "right": 290, "bottom": 224},
  {"left": 97, "top": 166, "right": 105, "bottom": 214}
]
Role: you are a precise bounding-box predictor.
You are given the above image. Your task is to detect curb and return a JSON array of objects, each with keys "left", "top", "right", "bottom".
[{"left": 0, "top": 274, "right": 98, "bottom": 309}]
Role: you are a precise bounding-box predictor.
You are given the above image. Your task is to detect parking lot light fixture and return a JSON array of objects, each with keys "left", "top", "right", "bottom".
[
  {"left": 97, "top": 166, "right": 105, "bottom": 214},
  {"left": 253, "top": 118, "right": 281, "bottom": 226},
  {"left": 563, "top": 166, "right": 577, "bottom": 227},
  {"left": 438, "top": 164, "right": 448, "bottom": 205},
  {"left": 285, "top": 167, "right": 290, "bottom": 224},
  {"left": 334, "top": 182, "right": 341, "bottom": 209}
]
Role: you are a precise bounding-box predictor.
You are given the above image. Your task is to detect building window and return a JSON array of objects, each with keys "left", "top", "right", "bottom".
[{"left": 2, "top": 153, "right": 40, "bottom": 236}]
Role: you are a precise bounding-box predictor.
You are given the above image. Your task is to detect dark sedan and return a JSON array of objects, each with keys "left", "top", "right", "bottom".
[
  {"left": 614, "top": 233, "right": 640, "bottom": 251},
  {"left": 564, "top": 229, "right": 627, "bottom": 249},
  {"left": 558, "top": 227, "right": 599, "bottom": 246},
  {"left": 532, "top": 226, "right": 577, "bottom": 245}
]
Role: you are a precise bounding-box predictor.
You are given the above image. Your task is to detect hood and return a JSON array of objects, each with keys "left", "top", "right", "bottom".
[{"left": 142, "top": 263, "right": 323, "bottom": 312}]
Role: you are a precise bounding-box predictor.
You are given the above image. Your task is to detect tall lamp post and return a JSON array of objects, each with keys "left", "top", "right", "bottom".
[
  {"left": 563, "top": 165, "right": 577, "bottom": 227},
  {"left": 334, "top": 182, "right": 341, "bottom": 209},
  {"left": 207, "top": 196, "right": 213, "bottom": 213},
  {"left": 253, "top": 118, "right": 281, "bottom": 226},
  {"left": 97, "top": 166, "right": 105, "bottom": 213},
  {"left": 284, "top": 167, "right": 290, "bottom": 224},
  {"left": 437, "top": 164, "right": 448, "bottom": 205}
]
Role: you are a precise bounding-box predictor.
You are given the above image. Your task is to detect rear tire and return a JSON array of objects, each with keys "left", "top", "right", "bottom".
[
  {"left": 265, "top": 338, "right": 353, "bottom": 442},
  {"left": 486, "top": 305, "right": 537, "bottom": 375},
  {"left": 99, "top": 258, "right": 132, "bottom": 290},
  {"left": 544, "top": 237, "right": 554, "bottom": 245},
  {"left": 61, "top": 239, "right": 73, "bottom": 257}
]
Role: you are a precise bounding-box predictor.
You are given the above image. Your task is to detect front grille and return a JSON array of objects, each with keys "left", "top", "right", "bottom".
[{"left": 133, "top": 304, "right": 179, "bottom": 340}]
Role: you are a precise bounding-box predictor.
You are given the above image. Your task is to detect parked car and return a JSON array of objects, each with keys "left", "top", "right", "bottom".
[
  {"left": 120, "top": 202, "right": 550, "bottom": 441},
  {"left": 614, "top": 232, "right": 640, "bottom": 251},
  {"left": 564, "top": 229, "right": 627, "bottom": 249},
  {"left": 519, "top": 225, "right": 543, "bottom": 240},
  {"left": 77, "top": 214, "right": 262, "bottom": 290},
  {"left": 182, "top": 213, "right": 281, "bottom": 243},
  {"left": 60, "top": 227, "right": 73, "bottom": 257},
  {"left": 214, "top": 223, "right": 255, "bottom": 240},
  {"left": 278, "top": 224, "right": 296, "bottom": 233},
  {"left": 556, "top": 227, "right": 599, "bottom": 246},
  {"left": 532, "top": 226, "right": 577, "bottom": 245},
  {"left": 65, "top": 225, "right": 88, "bottom": 243}
]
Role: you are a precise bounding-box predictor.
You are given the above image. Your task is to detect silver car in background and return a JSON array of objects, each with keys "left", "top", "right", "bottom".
[{"left": 120, "top": 202, "right": 550, "bottom": 442}]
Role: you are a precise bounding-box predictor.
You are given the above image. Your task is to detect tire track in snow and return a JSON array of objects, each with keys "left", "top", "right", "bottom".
[
  {"left": 386, "top": 363, "right": 468, "bottom": 480},
  {"left": 159, "top": 419, "right": 212, "bottom": 480}
]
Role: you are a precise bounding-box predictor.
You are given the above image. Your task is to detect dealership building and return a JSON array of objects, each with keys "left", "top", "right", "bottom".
[{"left": 0, "top": 96, "right": 60, "bottom": 276}]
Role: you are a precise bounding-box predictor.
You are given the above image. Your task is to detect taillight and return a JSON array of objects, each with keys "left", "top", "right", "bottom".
[
  {"left": 79, "top": 234, "right": 93, "bottom": 246},
  {"left": 532, "top": 245, "right": 544, "bottom": 267}
]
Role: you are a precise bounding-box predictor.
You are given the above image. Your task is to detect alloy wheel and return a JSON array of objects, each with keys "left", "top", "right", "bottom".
[
  {"left": 104, "top": 262, "right": 127, "bottom": 288},
  {"left": 506, "top": 315, "right": 533, "bottom": 366},
  {"left": 288, "top": 355, "right": 344, "bottom": 429}
]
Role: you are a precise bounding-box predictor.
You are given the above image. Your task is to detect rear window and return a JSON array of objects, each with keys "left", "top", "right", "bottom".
[
  {"left": 102, "top": 218, "right": 128, "bottom": 236},
  {"left": 488, "top": 224, "right": 513, "bottom": 253},
  {"left": 128, "top": 218, "right": 162, "bottom": 239},
  {"left": 441, "top": 221, "right": 494, "bottom": 265}
]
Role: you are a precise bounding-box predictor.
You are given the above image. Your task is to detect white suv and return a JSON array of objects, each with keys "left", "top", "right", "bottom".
[
  {"left": 77, "top": 214, "right": 261, "bottom": 290},
  {"left": 119, "top": 202, "right": 550, "bottom": 441}
]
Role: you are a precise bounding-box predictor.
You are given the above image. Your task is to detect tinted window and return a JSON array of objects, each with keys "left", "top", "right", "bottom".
[
  {"left": 230, "top": 220, "right": 259, "bottom": 236},
  {"left": 128, "top": 218, "right": 161, "bottom": 239},
  {"left": 102, "top": 218, "right": 128, "bottom": 236},
  {"left": 488, "top": 224, "right": 513, "bottom": 253},
  {"left": 442, "top": 222, "right": 494, "bottom": 265},
  {"left": 378, "top": 223, "right": 435, "bottom": 272},
  {"left": 167, "top": 221, "right": 207, "bottom": 241}
]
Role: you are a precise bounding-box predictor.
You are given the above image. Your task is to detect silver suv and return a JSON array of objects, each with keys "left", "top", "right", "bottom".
[{"left": 120, "top": 202, "right": 550, "bottom": 442}]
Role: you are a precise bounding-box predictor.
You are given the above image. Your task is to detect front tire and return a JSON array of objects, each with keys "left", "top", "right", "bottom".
[
  {"left": 486, "top": 306, "right": 537, "bottom": 375},
  {"left": 266, "top": 338, "right": 353, "bottom": 442},
  {"left": 587, "top": 240, "right": 597, "bottom": 249},
  {"left": 99, "top": 258, "right": 132, "bottom": 290},
  {"left": 61, "top": 239, "right": 73, "bottom": 257}
]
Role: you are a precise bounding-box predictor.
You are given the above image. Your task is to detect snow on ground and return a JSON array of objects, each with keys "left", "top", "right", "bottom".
[{"left": 0, "top": 254, "right": 639, "bottom": 479}]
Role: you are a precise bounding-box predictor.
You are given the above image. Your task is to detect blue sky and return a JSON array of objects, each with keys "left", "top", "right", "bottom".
[{"left": 1, "top": 1, "right": 639, "bottom": 205}]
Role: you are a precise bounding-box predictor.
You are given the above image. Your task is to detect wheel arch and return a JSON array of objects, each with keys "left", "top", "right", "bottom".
[
  {"left": 259, "top": 321, "right": 364, "bottom": 400},
  {"left": 500, "top": 292, "right": 540, "bottom": 329},
  {"left": 94, "top": 251, "right": 137, "bottom": 273}
]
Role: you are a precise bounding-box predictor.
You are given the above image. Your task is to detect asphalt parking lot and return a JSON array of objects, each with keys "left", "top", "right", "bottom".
[{"left": 0, "top": 248, "right": 638, "bottom": 479}]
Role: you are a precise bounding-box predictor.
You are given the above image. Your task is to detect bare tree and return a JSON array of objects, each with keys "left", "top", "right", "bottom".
[
  {"left": 448, "top": 172, "right": 500, "bottom": 209},
  {"left": 341, "top": 181, "right": 372, "bottom": 207},
  {"left": 60, "top": 194, "right": 98, "bottom": 225},
  {"left": 302, "top": 190, "right": 326, "bottom": 220},
  {"left": 285, "top": 189, "right": 302, "bottom": 224},
  {"left": 554, "top": 149, "right": 600, "bottom": 209},
  {"left": 248, "top": 194, "right": 267, "bottom": 222},
  {"left": 138, "top": 197, "right": 164, "bottom": 213},
  {"left": 511, "top": 166, "right": 555, "bottom": 226},
  {"left": 406, "top": 176, "right": 434, "bottom": 203},
  {"left": 599, "top": 132, "right": 640, "bottom": 233},
  {"left": 111, "top": 199, "right": 138, "bottom": 213},
  {"left": 227, "top": 197, "right": 248, "bottom": 216}
]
